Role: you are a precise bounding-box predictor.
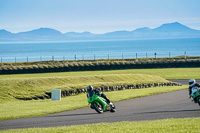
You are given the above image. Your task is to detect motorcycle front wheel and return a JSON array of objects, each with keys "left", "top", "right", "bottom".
[{"left": 93, "top": 103, "right": 103, "bottom": 113}]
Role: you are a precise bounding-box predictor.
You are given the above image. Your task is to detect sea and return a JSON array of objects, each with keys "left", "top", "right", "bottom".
[{"left": 0, "top": 38, "right": 200, "bottom": 63}]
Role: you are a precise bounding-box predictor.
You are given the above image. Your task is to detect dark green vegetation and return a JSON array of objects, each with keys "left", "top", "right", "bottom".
[{"left": 0, "top": 56, "right": 199, "bottom": 74}]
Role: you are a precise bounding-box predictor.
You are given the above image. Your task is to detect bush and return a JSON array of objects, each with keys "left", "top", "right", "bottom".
[{"left": 0, "top": 57, "right": 199, "bottom": 74}]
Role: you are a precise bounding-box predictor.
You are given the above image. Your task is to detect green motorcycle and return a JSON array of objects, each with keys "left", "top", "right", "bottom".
[
  {"left": 88, "top": 92, "right": 116, "bottom": 113},
  {"left": 191, "top": 86, "right": 200, "bottom": 106}
]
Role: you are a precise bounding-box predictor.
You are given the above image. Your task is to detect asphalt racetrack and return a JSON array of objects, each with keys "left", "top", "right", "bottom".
[{"left": 1, "top": 79, "right": 200, "bottom": 130}]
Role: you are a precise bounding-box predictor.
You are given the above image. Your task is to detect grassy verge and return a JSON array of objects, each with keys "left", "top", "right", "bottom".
[
  {"left": 1, "top": 117, "right": 199, "bottom": 133},
  {"left": 0, "top": 68, "right": 196, "bottom": 120},
  {"left": 0, "top": 67, "right": 199, "bottom": 102},
  {"left": 0, "top": 68, "right": 199, "bottom": 80},
  {"left": 0, "top": 85, "right": 186, "bottom": 120},
  {"left": 0, "top": 74, "right": 170, "bottom": 102}
]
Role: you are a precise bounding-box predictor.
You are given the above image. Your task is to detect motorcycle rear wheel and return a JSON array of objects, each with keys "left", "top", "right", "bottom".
[
  {"left": 93, "top": 103, "right": 103, "bottom": 113},
  {"left": 110, "top": 103, "right": 116, "bottom": 112},
  {"left": 197, "top": 98, "right": 200, "bottom": 106}
]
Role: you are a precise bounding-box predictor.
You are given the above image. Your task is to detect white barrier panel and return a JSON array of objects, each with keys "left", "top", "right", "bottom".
[{"left": 51, "top": 89, "right": 61, "bottom": 101}]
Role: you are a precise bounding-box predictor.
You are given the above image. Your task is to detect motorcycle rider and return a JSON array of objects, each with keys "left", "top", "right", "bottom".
[
  {"left": 86, "top": 85, "right": 113, "bottom": 107},
  {"left": 188, "top": 79, "right": 200, "bottom": 98}
]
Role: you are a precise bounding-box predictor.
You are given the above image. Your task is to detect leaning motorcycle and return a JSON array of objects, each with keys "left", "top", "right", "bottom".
[
  {"left": 88, "top": 92, "right": 116, "bottom": 113},
  {"left": 191, "top": 86, "right": 200, "bottom": 106}
]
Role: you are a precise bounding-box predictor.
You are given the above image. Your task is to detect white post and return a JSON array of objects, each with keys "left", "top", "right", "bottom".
[
  {"left": 184, "top": 51, "right": 186, "bottom": 60},
  {"left": 51, "top": 89, "right": 61, "bottom": 101}
]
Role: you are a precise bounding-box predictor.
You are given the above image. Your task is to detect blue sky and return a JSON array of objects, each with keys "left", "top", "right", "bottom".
[{"left": 0, "top": 0, "right": 200, "bottom": 34}]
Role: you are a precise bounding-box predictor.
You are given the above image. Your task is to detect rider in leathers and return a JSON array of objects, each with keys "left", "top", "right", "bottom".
[
  {"left": 188, "top": 79, "right": 200, "bottom": 98},
  {"left": 86, "top": 85, "right": 113, "bottom": 108}
]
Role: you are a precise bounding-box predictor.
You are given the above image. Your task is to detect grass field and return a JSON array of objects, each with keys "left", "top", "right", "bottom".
[
  {"left": 0, "top": 68, "right": 199, "bottom": 80},
  {"left": 0, "top": 74, "right": 169, "bottom": 102},
  {"left": 0, "top": 67, "right": 199, "bottom": 102},
  {"left": 0, "top": 85, "right": 186, "bottom": 120},
  {"left": 1, "top": 117, "right": 199, "bottom": 133},
  {"left": 0, "top": 68, "right": 198, "bottom": 120}
]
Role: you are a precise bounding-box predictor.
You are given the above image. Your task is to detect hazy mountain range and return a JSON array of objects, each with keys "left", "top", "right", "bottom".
[{"left": 0, "top": 22, "right": 200, "bottom": 42}]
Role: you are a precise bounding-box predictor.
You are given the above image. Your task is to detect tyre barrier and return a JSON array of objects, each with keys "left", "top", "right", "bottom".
[{"left": 15, "top": 82, "right": 182, "bottom": 100}]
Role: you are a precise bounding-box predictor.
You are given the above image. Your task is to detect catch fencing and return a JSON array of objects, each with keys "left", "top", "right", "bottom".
[{"left": 0, "top": 51, "right": 190, "bottom": 63}]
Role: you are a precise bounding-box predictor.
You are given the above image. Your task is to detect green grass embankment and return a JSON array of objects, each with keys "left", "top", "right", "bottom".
[
  {"left": 1, "top": 117, "right": 199, "bottom": 133},
  {"left": 0, "top": 68, "right": 198, "bottom": 120},
  {"left": 0, "top": 56, "right": 200, "bottom": 74},
  {"left": 1, "top": 67, "right": 199, "bottom": 102},
  {"left": 1, "top": 67, "right": 199, "bottom": 80},
  {"left": 0, "top": 85, "right": 186, "bottom": 120},
  {"left": 0, "top": 74, "right": 169, "bottom": 102}
]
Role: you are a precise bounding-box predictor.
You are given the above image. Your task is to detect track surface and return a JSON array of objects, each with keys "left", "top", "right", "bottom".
[
  {"left": 168, "top": 79, "right": 200, "bottom": 85},
  {"left": 1, "top": 79, "right": 200, "bottom": 130}
]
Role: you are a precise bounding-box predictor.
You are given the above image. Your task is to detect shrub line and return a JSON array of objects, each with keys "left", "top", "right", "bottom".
[
  {"left": 15, "top": 82, "right": 181, "bottom": 100},
  {"left": 0, "top": 59, "right": 200, "bottom": 75}
]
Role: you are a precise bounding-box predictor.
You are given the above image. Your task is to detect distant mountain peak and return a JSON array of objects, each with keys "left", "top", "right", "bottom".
[
  {"left": 0, "top": 29, "right": 12, "bottom": 35},
  {"left": 172, "top": 22, "right": 181, "bottom": 24},
  {"left": 18, "top": 27, "right": 63, "bottom": 36},
  {"left": 1, "top": 22, "right": 200, "bottom": 42},
  {"left": 154, "top": 22, "right": 193, "bottom": 32},
  {"left": 160, "top": 22, "right": 185, "bottom": 27},
  {"left": 31, "top": 27, "right": 62, "bottom": 33},
  {"left": 133, "top": 27, "right": 151, "bottom": 32},
  {"left": 0, "top": 29, "right": 11, "bottom": 33}
]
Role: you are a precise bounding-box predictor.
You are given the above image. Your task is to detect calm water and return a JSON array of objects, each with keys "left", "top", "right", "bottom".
[{"left": 0, "top": 38, "right": 200, "bottom": 62}]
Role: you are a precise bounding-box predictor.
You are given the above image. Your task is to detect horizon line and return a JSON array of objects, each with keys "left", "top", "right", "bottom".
[{"left": 0, "top": 21, "right": 199, "bottom": 34}]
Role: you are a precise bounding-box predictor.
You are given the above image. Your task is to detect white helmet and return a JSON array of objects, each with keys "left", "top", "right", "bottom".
[{"left": 189, "top": 79, "right": 196, "bottom": 87}]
